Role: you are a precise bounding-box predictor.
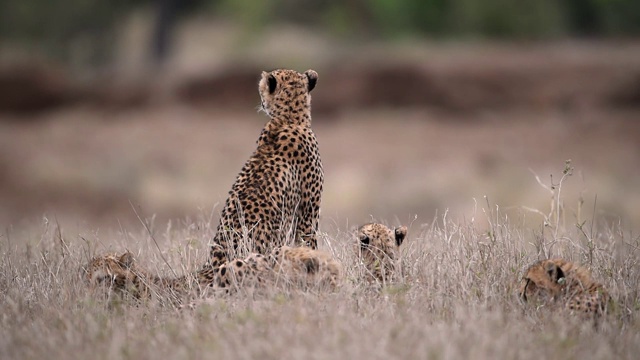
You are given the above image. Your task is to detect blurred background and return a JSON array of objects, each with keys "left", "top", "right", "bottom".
[{"left": 1, "top": 0, "right": 639, "bottom": 233}]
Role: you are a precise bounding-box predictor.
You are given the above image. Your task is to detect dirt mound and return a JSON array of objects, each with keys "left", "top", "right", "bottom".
[
  {"left": 0, "top": 63, "right": 151, "bottom": 116},
  {"left": 174, "top": 59, "right": 640, "bottom": 115},
  {"left": 176, "top": 68, "right": 262, "bottom": 109},
  {"left": 0, "top": 63, "right": 76, "bottom": 114},
  {"left": 2, "top": 44, "right": 640, "bottom": 116}
]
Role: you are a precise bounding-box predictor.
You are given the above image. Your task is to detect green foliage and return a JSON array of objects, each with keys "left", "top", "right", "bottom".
[
  {"left": 209, "top": 0, "right": 640, "bottom": 39},
  {"left": 366, "top": 0, "right": 414, "bottom": 36},
  {"left": 3, "top": 0, "right": 640, "bottom": 65},
  {"left": 321, "top": 3, "right": 353, "bottom": 37},
  {"left": 0, "top": 0, "right": 138, "bottom": 64},
  {"left": 216, "top": 0, "right": 272, "bottom": 31},
  {"left": 590, "top": 0, "right": 640, "bottom": 35},
  {"left": 447, "top": 0, "right": 566, "bottom": 38}
]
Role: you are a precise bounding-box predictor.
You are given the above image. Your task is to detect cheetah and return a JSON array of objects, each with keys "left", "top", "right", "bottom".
[
  {"left": 83, "top": 252, "right": 195, "bottom": 304},
  {"left": 83, "top": 222, "right": 408, "bottom": 302},
  {"left": 271, "top": 245, "right": 341, "bottom": 289},
  {"left": 519, "top": 258, "right": 609, "bottom": 315},
  {"left": 83, "top": 245, "right": 341, "bottom": 304},
  {"left": 83, "top": 68, "right": 330, "bottom": 304},
  {"left": 357, "top": 223, "right": 407, "bottom": 283},
  {"left": 208, "top": 68, "right": 323, "bottom": 269}
]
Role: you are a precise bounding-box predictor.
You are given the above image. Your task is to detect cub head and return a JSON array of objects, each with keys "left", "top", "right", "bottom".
[
  {"left": 82, "top": 251, "right": 146, "bottom": 299},
  {"left": 357, "top": 223, "right": 407, "bottom": 282},
  {"left": 519, "top": 258, "right": 568, "bottom": 303},
  {"left": 83, "top": 252, "right": 135, "bottom": 286}
]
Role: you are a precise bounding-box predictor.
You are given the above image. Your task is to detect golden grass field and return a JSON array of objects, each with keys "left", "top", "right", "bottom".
[
  {"left": 1, "top": 192, "right": 639, "bottom": 359},
  {"left": 1, "top": 41, "right": 640, "bottom": 359}
]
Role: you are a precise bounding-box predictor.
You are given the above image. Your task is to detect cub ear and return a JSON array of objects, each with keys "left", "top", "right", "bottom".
[
  {"left": 520, "top": 279, "right": 532, "bottom": 301},
  {"left": 305, "top": 70, "right": 318, "bottom": 92},
  {"left": 545, "top": 262, "right": 565, "bottom": 283},
  {"left": 118, "top": 252, "right": 135, "bottom": 269},
  {"left": 302, "top": 257, "right": 320, "bottom": 274},
  {"left": 360, "top": 234, "right": 370, "bottom": 247},
  {"left": 268, "top": 74, "right": 278, "bottom": 94},
  {"left": 394, "top": 226, "right": 407, "bottom": 247},
  {"left": 556, "top": 266, "right": 566, "bottom": 283}
]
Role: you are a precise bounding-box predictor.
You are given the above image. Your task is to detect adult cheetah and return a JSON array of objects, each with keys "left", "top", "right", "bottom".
[
  {"left": 209, "top": 69, "right": 323, "bottom": 268},
  {"left": 519, "top": 258, "right": 609, "bottom": 315}
]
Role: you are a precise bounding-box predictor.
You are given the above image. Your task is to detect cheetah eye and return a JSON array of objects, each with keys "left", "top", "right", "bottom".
[
  {"left": 268, "top": 75, "right": 277, "bottom": 94},
  {"left": 97, "top": 275, "right": 113, "bottom": 284},
  {"left": 546, "top": 267, "right": 556, "bottom": 278}
]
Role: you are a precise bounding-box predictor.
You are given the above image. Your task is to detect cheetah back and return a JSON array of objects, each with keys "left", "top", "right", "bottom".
[{"left": 211, "top": 69, "right": 323, "bottom": 262}]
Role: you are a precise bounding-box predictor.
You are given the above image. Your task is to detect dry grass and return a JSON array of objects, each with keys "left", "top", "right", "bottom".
[
  {"left": 2, "top": 171, "right": 639, "bottom": 360},
  {"left": 2, "top": 40, "right": 639, "bottom": 359}
]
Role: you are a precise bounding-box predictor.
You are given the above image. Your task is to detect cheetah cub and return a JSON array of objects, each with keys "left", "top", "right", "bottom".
[
  {"left": 357, "top": 223, "right": 407, "bottom": 283},
  {"left": 83, "top": 245, "right": 341, "bottom": 305},
  {"left": 519, "top": 258, "right": 609, "bottom": 316}
]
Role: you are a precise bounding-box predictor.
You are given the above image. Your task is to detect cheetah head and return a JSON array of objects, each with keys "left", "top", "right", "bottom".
[
  {"left": 83, "top": 252, "right": 134, "bottom": 286},
  {"left": 258, "top": 69, "right": 318, "bottom": 121},
  {"left": 357, "top": 223, "right": 407, "bottom": 282},
  {"left": 82, "top": 251, "right": 147, "bottom": 299},
  {"left": 519, "top": 258, "right": 609, "bottom": 314},
  {"left": 519, "top": 258, "right": 569, "bottom": 304}
]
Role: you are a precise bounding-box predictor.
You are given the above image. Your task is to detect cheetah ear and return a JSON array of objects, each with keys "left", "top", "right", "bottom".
[
  {"left": 305, "top": 70, "right": 318, "bottom": 92},
  {"left": 545, "top": 262, "right": 565, "bottom": 282},
  {"left": 118, "top": 252, "right": 135, "bottom": 269},
  {"left": 268, "top": 74, "right": 277, "bottom": 94},
  {"left": 520, "top": 279, "right": 531, "bottom": 301},
  {"left": 302, "top": 257, "right": 320, "bottom": 274},
  {"left": 556, "top": 266, "right": 566, "bottom": 283},
  {"left": 394, "top": 226, "right": 407, "bottom": 247},
  {"left": 360, "top": 234, "right": 370, "bottom": 247}
]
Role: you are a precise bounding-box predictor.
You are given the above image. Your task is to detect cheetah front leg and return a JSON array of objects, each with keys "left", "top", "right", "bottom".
[{"left": 296, "top": 200, "right": 320, "bottom": 249}]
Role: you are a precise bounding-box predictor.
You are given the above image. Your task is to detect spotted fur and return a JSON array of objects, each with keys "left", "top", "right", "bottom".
[
  {"left": 270, "top": 245, "right": 341, "bottom": 289},
  {"left": 83, "top": 245, "right": 340, "bottom": 304},
  {"left": 519, "top": 258, "right": 609, "bottom": 315},
  {"left": 82, "top": 252, "right": 191, "bottom": 303},
  {"left": 209, "top": 69, "right": 323, "bottom": 269},
  {"left": 357, "top": 223, "right": 407, "bottom": 283}
]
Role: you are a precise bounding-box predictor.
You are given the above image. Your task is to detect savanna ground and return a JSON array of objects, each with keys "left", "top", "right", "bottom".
[{"left": 1, "top": 40, "right": 640, "bottom": 359}]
